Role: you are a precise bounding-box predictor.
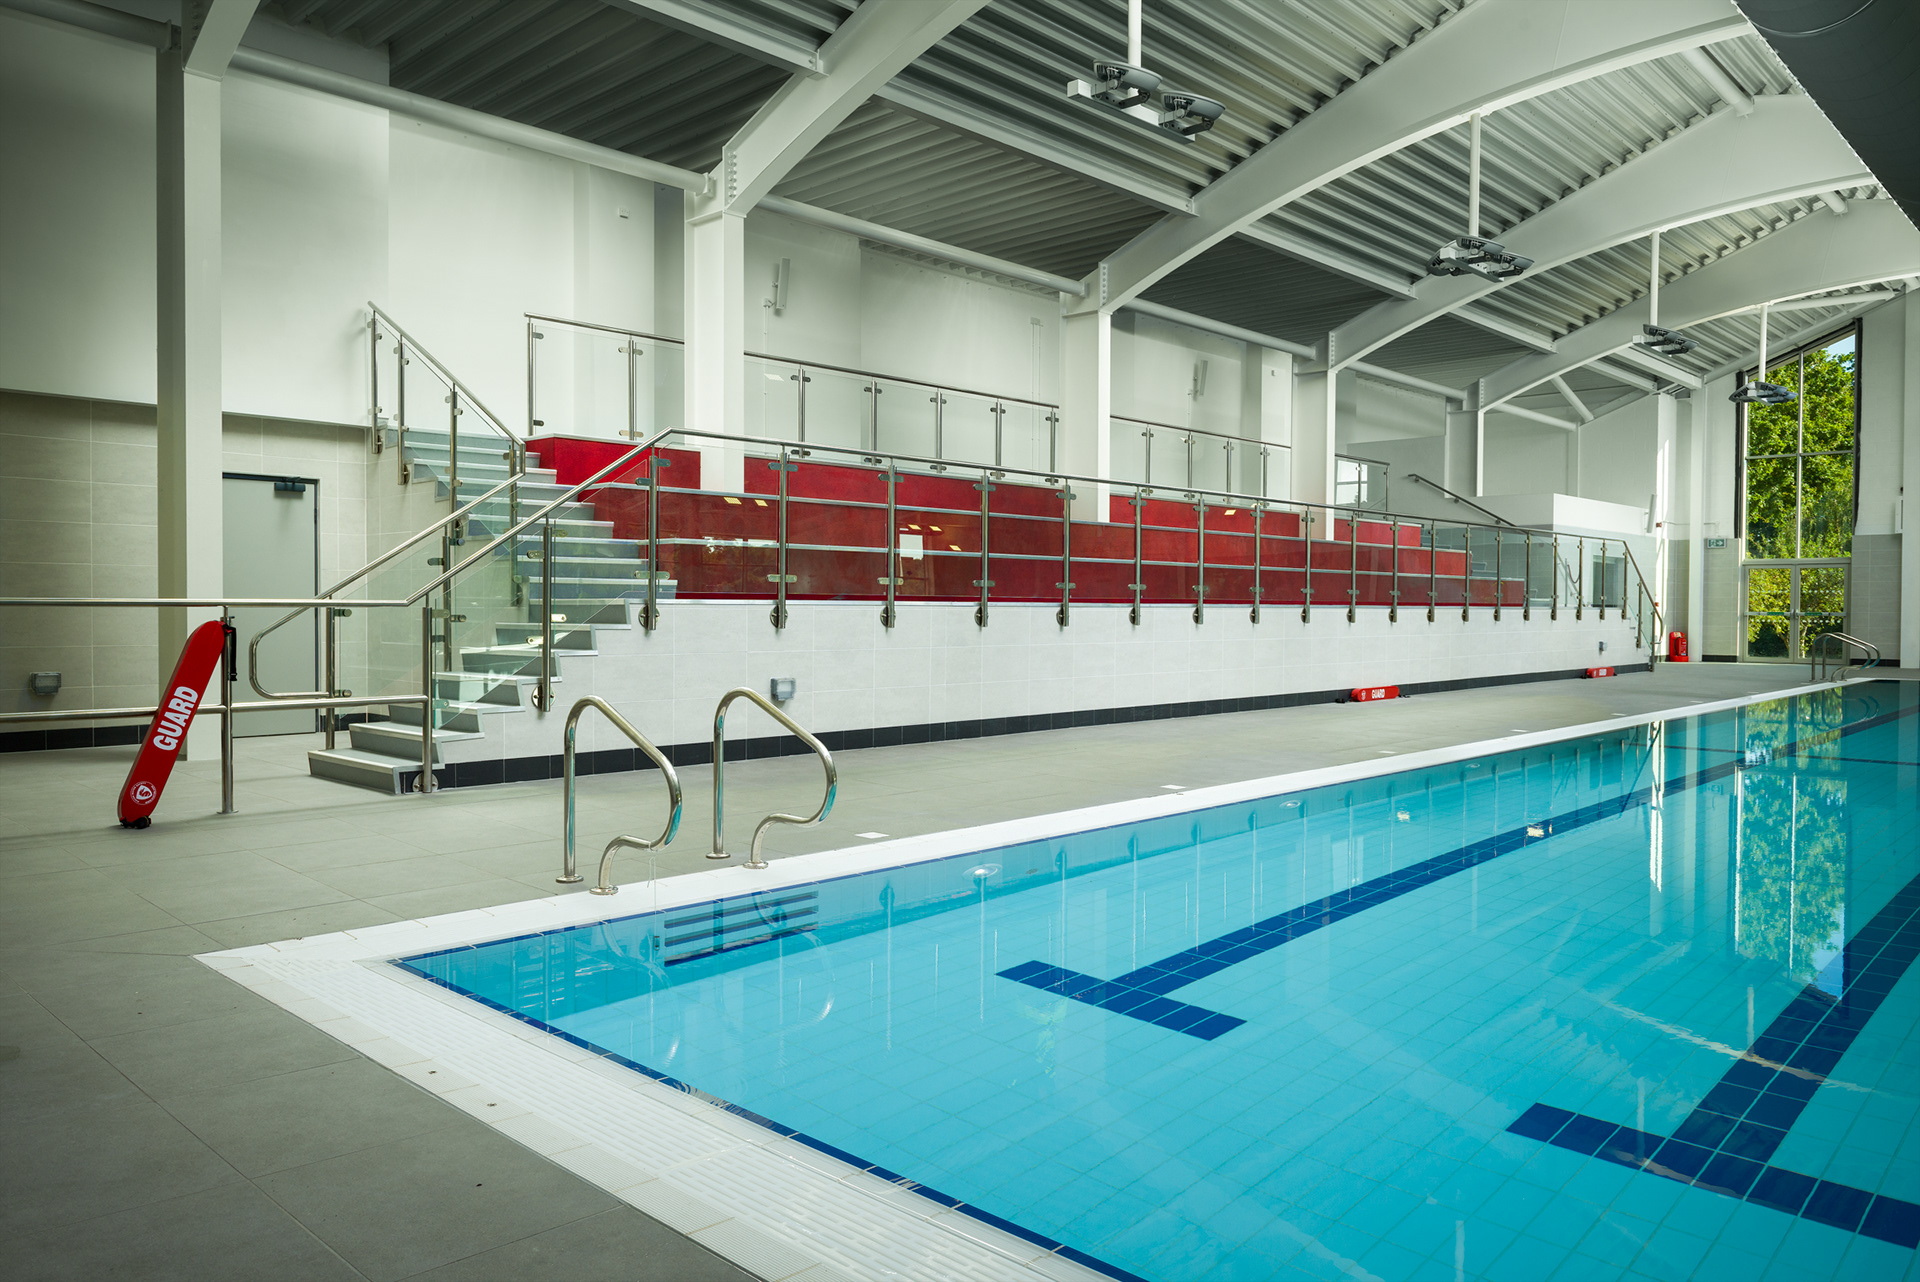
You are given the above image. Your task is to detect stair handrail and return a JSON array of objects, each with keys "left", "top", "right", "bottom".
[
  {"left": 1616, "top": 543, "right": 1665, "bottom": 663},
  {"left": 370, "top": 301, "right": 525, "bottom": 472},
  {"left": 559, "top": 696, "right": 681, "bottom": 895},
  {"left": 246, "top": 473, "right": 523, "bottom": 703},
  {"left": 709, "top": 687, "right": 836, "bottom": 870},
  {"left": 1404, "top": 474, "right": 1526, "bottom": 529},
  {"left": 1809, "top": 630, "right": 1880, "bottom": 682}
]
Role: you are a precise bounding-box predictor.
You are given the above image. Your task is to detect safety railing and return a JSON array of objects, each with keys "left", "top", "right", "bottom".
[
  {"left": 559, "top": 696, "right": 681, "bottom": 895},
  {"left": 0, "top": 597, "right": 432, "bottom": 816},
  {"left": 526, "top": 314, "right": 684, "bottom": 441},
  {"left": 371, "top": 302, "right": 526, "bottom": 489},
  {"left": 1110, "top": 415, "right": 1284, "bottom": 499},
  {"left": 709, "top": 687, "right": 837, "bottom": 869},
  {"left": 566, "top": 427, "right": 1652, "bottom": 641},
  {"left": 745, "top": 351, "right": 1060, "bottom": 474},
  {"left": 1336, "top": 453, "right": 1389, "bottom": 512},
  {"left": 1808, "top": 630, "right": 1880, "bottom": 682}
]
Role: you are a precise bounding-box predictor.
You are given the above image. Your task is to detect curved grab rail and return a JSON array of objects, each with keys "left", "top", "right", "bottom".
[
  {"left": 709, "top": 687, "right": 836, "bottom": 869},
  {"left": 560, "top": 696, "right": 682, "bottom": 895},
  {"left": 1809, "top": 630, "right": 1881, "bottom": 682}
]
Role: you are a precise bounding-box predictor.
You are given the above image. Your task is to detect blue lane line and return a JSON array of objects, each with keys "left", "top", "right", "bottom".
[
  {"left": 1506, "top": 868, "right": 1920, "bottom": 1250},
  {"left": 998, "top": 702, "right": 1916, "bottom": 1040}
]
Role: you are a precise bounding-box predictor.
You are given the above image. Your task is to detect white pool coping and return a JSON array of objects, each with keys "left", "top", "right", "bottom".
[{"left": 199, "top": 677, "right": 1852, "bottom": 1282}]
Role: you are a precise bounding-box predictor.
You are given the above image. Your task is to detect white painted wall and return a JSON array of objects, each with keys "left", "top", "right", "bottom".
[
  {"left": 1111, "top": 311, "right": 1245, "bottom": 433},
  {"left": 1858, "top": 299, "right": 1906, "bottom": 537}
]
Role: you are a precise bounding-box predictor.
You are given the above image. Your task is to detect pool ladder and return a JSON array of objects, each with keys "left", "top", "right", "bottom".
[{"left": 558, "top": 688, "right": 836, "bottom": 891}]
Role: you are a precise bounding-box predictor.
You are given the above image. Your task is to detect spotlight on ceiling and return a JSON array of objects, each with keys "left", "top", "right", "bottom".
[
  {"left": 1426, "top": 237, "right": 1533, "bottom": 282},
  {"left": 1159, "top": 91, "right": 1225, "bottom": 139},
  {"left": 1634, "top": 324, "right": 1697, "bottom": 357},
  {"left": 1730, "top": 380, "right": 1795, "bottom": 405},
  {"left": 1089, "top": 61, "right": 1159, "bottom": 110}
]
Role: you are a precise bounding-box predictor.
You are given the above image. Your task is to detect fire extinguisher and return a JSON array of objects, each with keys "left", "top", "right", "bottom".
[{"left": 1668, "top": 630, "right": 1688, "bottom": 662}]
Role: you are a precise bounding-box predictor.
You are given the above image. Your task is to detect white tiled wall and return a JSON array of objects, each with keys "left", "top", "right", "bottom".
[{"left": 458, "top": 600, "right": 1646, "bottom": 763}]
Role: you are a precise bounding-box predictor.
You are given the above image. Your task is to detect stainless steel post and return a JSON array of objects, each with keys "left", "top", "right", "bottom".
[
  {"left": 973, "top": 473, "right": 994, "bottom": 628},
  {"left": 933, "top": 390, "right": 945, "bottom": 460},
  {"left": 1551, "top": 533, "right": 1560, "bottom": 621},
  {"left": 1493, "top": 528, "right": 1503, "bottom": 622},
  {"left": 1302, "top": 508, "right": 1313, "bottom": 623},
  {"left": 769, "top": 455, "right": 794, "bottom": 630},
  {"left": 526, "top": 320, "right": 537, "bottom": 436},
  {"left": 880, "top": 462, "right": 898, "bottom": 628},
  {"left": 868, "top": 380, "right": 879, "bottom": 453},
  {"left": 993, "top": 400, "right": 1004, "bottom": 466},
  {"left": 1523, "top": 534, "right": 1533, "bottom": 622},
  {"left": 1347, "top": 510, "right": 1358, "bottom": 623},
  {"left": 219, "top": 610, "right": 236, "bottom": 815},
  {"left": 643, "top": 460, "right": 661, "bottom": 633},
  {"left": 1389, "top": 518, "right": 1399, "bottom": 624},
  {"left": 447, "top": 384, "right": 461, "bottom": 513},
  {"left": 1192, "top": 497, "right": 1207, "bottom": 624},
  {"left": 1056, "top": 482, "right": 1074, "bottom": 627},
  {"left": 1577, "top": 537, "right": 1586, "bottom": 621},
  {"left": 1129, "top": 491, "right": 1145, "bottom": 626},
  {"left": 418, "top": 603, "right": 436, "bottom": 793},
  {"left": 1598, "top": 539, "right": 1607, "bottom": 620},
  {"left": 1250, "top": 503, "right": 1263, "bottom": 624},
  {"left": 795, "top": 365, "right": 808, "bottom": 442},
  {"left": 1461, "top": 527, "right": 1471, "bottom": 623},
  {"left": 1427, "top": 520, "right": 1437, "bottom": 623},
  {"left": 396, "top": 338, "right": 409, "bottom": 479},
  {"left": 626, "top": 336, "right": 637, "bottom": 441},
  {"left": 368, "top": 316, "right": 381, "bottom": 449},
  {"left": 323, "top": 608, "right": 338, "bottom": 749},
  {"left": 536, "top": 521, "right": 554, "bottom": 711}
]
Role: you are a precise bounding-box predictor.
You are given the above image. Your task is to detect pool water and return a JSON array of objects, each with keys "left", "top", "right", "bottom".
[{"left": 402, "top": 684, "right": 1920, "bottom": 1281}]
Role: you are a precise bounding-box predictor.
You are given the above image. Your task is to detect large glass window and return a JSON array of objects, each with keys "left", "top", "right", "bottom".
[{"left": 1741, "top": 327, "right": 1858, "bottom": 559}]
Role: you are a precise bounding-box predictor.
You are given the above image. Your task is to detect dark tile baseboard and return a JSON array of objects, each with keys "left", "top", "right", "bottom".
[
  {"left": 0, "top": 711, "right": 376, "bottom": 754},
  {"left": 402, "top": 662, "right": 1654, "bottom": 791}
]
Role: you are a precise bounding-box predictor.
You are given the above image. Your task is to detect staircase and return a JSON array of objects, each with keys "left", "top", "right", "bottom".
[{"left": 307, "top": 427, "right": 674, "bottom": 793}]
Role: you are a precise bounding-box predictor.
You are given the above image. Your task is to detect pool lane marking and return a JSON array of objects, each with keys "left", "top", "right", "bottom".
[
  {"left": 1506, "top": 868, "right": 1920, "bottom": 1249},
  {"left": 998, "top": 702, "right": 1919, "bottom": 1042}
]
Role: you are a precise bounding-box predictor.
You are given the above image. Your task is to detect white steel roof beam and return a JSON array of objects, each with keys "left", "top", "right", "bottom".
[
  {"left": 605, "top": 0, "right": 824, "bottom": 75},
  {"left": 1078, "top": 0, "right": 1748, "bottom": 312},
  {"left": 182, "top": 0, "right": 259, "bottom": 76},
  {"left": 1478, "top": 201, "right": 1920, "bottom": 406},
  {"left": 703, "top": 0, "right": 988, "bottom": 217},
  {"left": 1324, "top": 95, "right": 1871, "bottom": 368}
]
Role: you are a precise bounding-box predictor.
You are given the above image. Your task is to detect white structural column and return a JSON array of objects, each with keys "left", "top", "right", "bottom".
[
  {"left": 682, "top": 0, "right": 986, "bottom": 486},
  {"left": 1443, "top": 402, "right": 1483, "bottom": 499},
  {"left": 1290, "top": 365, "right": 1351, "bottom": 508},
  {"left": 1480, "top": 202, "right": 1920, "bottom": 408},
  {"left": 157, "top": 0, "right": 257, "bottom": 755},
  {"left": 1058, "top": 309, "right": 1111, "bottom": 520},
  {"left": 1653, "top": 392, "right": 1678, "bottom": 652},
  {"left": 1325, "top": 95, "right": 1871, "bottom": 369},
  {"left": 1240, "top": 348, "right": 1294, "bottom": 498},
  {"left": 1075, "top": 0, "right": 1747, "bottom": 313}
]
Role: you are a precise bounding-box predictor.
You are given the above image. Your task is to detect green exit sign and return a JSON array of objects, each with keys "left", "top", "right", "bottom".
[{"left": 1704, "top": 537, "right": 1728, "bottom": 548}]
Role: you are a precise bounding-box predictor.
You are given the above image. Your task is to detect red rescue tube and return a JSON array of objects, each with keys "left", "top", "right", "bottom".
[
  {"left": 1349, "top": 685, "right": 1401, "bottom": 702},
  {"left": 117, "top": 620, "right": 229, "bottom": 828},
  {"left": 1584, "top": 666, "right": 1617, "bottom": 679}
]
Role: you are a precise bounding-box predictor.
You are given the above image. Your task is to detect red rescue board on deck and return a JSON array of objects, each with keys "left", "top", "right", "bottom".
[
  {"left": 1585, "top": 667, "right": 1616, "bottom": 679},
  {"left": 117, "top": 620, "right": 229, "bottom": 828},
  {"left": 1350, "top": 686, "right": 1400, "bottom": 702}
]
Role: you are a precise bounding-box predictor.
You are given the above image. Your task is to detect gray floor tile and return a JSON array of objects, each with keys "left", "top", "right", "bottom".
[
  {"left": 29, "top": 959, "right": 264, "bottom": 1040},
  {"left": 256, "top": 1123, "right": 621, "bottom": 1282},
  {"left": 2, "top": 1180, "right": 365, "bottom": 1282},
  {"left": 160, "top": 1057, "right": 464, "bottom": 1177},
  {"left": 89, "top": 1003, "right": 358, "bottom": 1098},
  {"left": 194, "top": 900, "right": 406, "bottom": 950},
  {"left": 397, "top": 1207, "right": 756, "bottom": 1281}
]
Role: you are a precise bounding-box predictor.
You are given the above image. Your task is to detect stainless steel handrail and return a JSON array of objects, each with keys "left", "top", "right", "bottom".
[
  {"left": 1809, "top": 630, "right": 1880, "bottom": 682},
  {"left": 709, "top": 687, "right": 836, "bottom": 869},
  {"left": 527, "top": 313, "right": 685, "bottom": 346},
  {"left": 559, "top": 696, "right": 681, "bottom": 895},
  {"left": 1404, "top": 473, "right": 1525, "bottom": 529},
  {"left": 744, "top": 349, "right": 1058, "bottom": 412},
  {"left": 370, "top": 301, "right": 524, "bottom": 458}
]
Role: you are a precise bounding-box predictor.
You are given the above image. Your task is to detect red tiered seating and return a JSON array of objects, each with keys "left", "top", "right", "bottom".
[{"left": 526, "top": 438, "right": 1528, "bottom": 610}]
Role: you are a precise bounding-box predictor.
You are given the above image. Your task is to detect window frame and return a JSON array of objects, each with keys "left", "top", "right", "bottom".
[{"left": 1734, "top": 320, "right": 1861, "bottom": 561}]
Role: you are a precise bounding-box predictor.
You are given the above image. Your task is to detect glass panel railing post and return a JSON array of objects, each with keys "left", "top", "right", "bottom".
[
  {"left": 368, "top": 314, "right": 381, "bottom": 445},
  {"left": 1493, "top": 528, "right": 1503, "bottom": 622},
  {"left": 993, "top": 400, "right": 1005, "bottom": 466},
  {"left": 395, "top": 336, "right": 408, "bottom": 471},
  {"left": 1576, "top": 537, "right": 1586, "bottom": 621},
  {"left": 1193, "top": 496, "right": 1207, "bottom": 624},
  {"left": 867, "top": 380, "right": 878, "bottom": 453},
  {"left": 796, "top": 365, "right": 809, "bottom": 443},
  {"left": 1389, "top": 517, "right": 1400, "bottom": 624},
  {"left": 1250, "top": 502, "right": 1264, "bottom": 625},
  {"left": 1056, "top": 482, "right": 1073, "bottom": 628},
  {"left": 447, "top": 384, "right": 462, "bottom": 520},
  {"left": 1130, "top": 489, "right": 1145, "bottom": 627},
  {"left": 535, "top": 520, "right": 554, "bottom": 712},
  {"left": 770, "top": 450, "right": 793, "bottom": 631},
  {"left": 1550, "top": 533, "right": 1560, "bottom": 621},
  {"left": 417, "top": 602, "right": 435, "bottom": 793},
  {"left": 1047, "top": 407, "right": 1059, "bottom": 473},
  {"left": 323, "top": 607, "right": 339, "bottom": 748},
  {"left": 974, "top": 470, "right": 993, "bottom": 628},
  {"left": 933, "top": 389, "right": 946, "bottom": 460},
  {"left": 643, "top": 460, "right": 661, "bottom": 633},
  {"left": 880, "top": 461, "right": 898, "bottom": 629},
  {"left": 1598, "top": 538, "right": 1608, "bottom": 620},
  {"left": 1427, "top": 520, "right": 1437, "bottom": 623},
  {"left": 1302, "top": 507, "right": 1314, "bottom": 623},
  {"left": 1347, "top": 510, "right": 1358, "bottom": 623},
  {"left": 625, "top": 335, "right": 638, "bottom": 442},
  {"left": 526, "top": 320, "right": 538, "bottom": 437}
]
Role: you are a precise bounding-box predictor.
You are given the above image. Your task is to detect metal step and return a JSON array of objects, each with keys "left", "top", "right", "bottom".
[
  {"left": 494, "top": 622, "right": 598, "bottom": 650},
  {"left": 308, "top": 747, "right": 414, "bottom": 795},
  {"left": 349, "top": 719, "right": 484, "bottom": 761},
  {"left": 385, "top": 698, "right": 525, "bottom": 733}
]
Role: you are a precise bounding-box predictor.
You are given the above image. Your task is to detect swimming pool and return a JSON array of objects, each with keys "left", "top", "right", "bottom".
[{"left": 397, "top": 683, "right": 1920, "bottom": 1282}]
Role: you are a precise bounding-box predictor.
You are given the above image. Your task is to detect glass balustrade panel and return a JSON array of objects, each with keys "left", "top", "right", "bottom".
[
  {"left": 999, "top": 401, "right": 1053, "bottom": 474},
  {"left": 1110, "top": 421, "right": 1149, "bottom": 486},
  {"left": 940, "top": 390, "right": 998, "bottom": 468},
  {"left": 803, "top": 367, "right": 871, "bottom": 452},
  {"left": 873, "top": 377, "right": 937, "bottom": 465},
  {"left": 1148, "top": 429, "right": 1190, "bottom": 491},
  {"left": 744, "top": 356, "right": 802, "bottom": 444},
  {"left": 1190, "top": 433, "right": 1231, "bottom": 495},
  {"left": 529, "top": 325, "right": 578, "bottom": 436}
]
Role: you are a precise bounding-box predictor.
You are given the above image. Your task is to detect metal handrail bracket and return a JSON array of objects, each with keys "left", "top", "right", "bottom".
[
  {"left": 560, "top": 696, "right": 681, "bottom": 894},
  {"left": 709, "top": 687, "right": 836, "bottom": 869}
]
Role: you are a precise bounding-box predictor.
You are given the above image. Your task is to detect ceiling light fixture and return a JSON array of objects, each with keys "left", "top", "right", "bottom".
[
  {"left": 1730, "top": 302, "right": 1796, "bottom": 404},
  {"left": 1427, "top": 114, "right": 1532, "bottom": 282},
  {"left": 1065, "top": 0, "right": 1225, "bottom": 144},
  {"left": 1632, "top": 229, "right": 1697, "bottom": 356}
]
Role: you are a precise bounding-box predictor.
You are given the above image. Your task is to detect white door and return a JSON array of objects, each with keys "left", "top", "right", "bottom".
[{"left": 223, "top": 474, "right": 318, "bottom": 736}]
